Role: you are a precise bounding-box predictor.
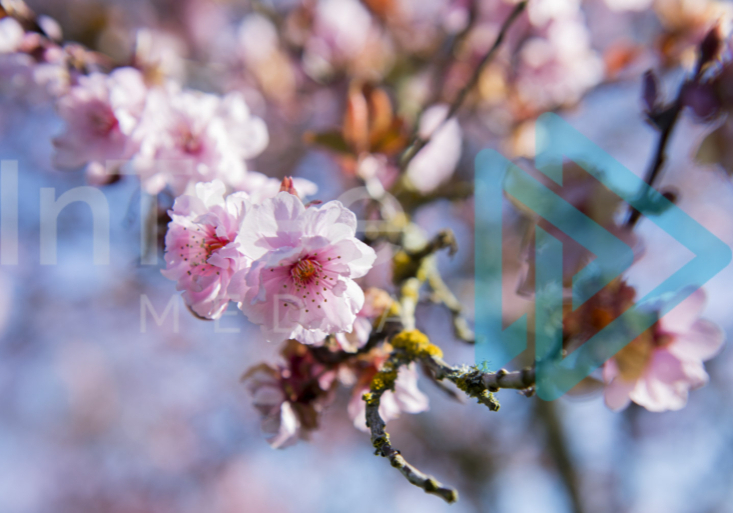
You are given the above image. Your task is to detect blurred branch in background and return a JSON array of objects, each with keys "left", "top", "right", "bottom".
[
  {"left": 535, "top": 400, "right": 586, "bottom": 513},
  {"left": 398, "top": 0, "right": 528, "bottom": 172},
  {"left": 625, "top": 27, "right": 720, "bottom": 228}
]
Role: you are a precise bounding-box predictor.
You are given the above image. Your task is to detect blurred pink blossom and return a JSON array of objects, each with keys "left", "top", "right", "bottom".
[
  {"left": 303, "top": 0, "right": 392, "bottom": 79},
  {"left": 245, "top": 364, "right": 303, "bottom": 449},
  {"left": 309, "top": 0, "right": 372, "bottom": 60},
  {"left": 335, "top": 287, "right": 394, "bottom": 352},
  {"left": 244, "top": 341, "right": 338, "bottom": 448},
  {"left": 0, "top": 36, "right": 67, "bottom": 102},
  {"left": 334, "top": 316, "right": 372, "bottom": 352},
  {"left": 133, "top": 28, "right": 188, "bottom": 83},
  {"left": 53, "top": 67, "right": 147, "bottom": 173},
  {"left": 162, "top": 180, "right": 251, "bottom": 320},
  {"left": 603, "top": 290, "right": 725, "bottom": 412},
  {"left": 515, "top": 15, "right": 604, "bottom": 113},
  {"left": 133, "top": 87, "right": 268, "bottom": 195}
]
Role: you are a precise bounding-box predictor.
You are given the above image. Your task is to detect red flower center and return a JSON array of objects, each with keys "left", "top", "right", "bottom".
[
  {"left": 292, "top": 259, "right": 318, "bottom": 285},
  {"left": 204, "top": 237, "right": 228, "bottom": 254},
  {"left": 180, "top": 129, "right": 202, "bottom": 154},
  {"left": 90, "top": 108, "right": 119, "bottom": 136}
]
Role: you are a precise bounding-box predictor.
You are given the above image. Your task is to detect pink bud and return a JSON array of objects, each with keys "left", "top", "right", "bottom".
[{"left": 279, "top": 176, "right": 298, "bottom": 197}]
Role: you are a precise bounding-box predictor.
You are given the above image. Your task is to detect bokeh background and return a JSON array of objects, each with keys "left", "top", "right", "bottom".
[{"left": 2, "top": 0, "right": 733, "bottom": 512}]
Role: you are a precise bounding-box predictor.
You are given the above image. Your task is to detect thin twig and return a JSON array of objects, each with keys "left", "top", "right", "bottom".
[
  {"left": 624, "top": 43, "right": 710, "bottom": 228},
  {"left": 365, "top": 355, "right": 459, "bottom": 504},
  {"left": 482, "top": 366, "right": 536, "bottom": 390},
  {"left": 535, "top": 400, "right": 586, "bottom": 513},
  {"left": 363, "top": 332, "right": 533, "bottom": 500},
  {"left": 398, "top": 1, "right": 527, "bottom": 171},
  {"left": 624, "top": 97, "right": 683, "bottom": 228},
  {"left": 424, "top": 355, "right": 535, "bottom": 393},
  {"left": 361, "top": 223, "right": 536, "bottom": 501},
  {"left": 427, "top": 268, "right": 475, "bottom": 344},
  {"left": 426, "top": 0, "right": 480, "bottom": 106}
]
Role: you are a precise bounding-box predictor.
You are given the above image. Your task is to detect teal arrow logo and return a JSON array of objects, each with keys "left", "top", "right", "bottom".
[{"left": 475, "top": 113, "right": 732, "bottom": 400}]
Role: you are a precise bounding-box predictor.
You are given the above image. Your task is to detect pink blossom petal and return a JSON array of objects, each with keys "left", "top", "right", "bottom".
[
  {"left": 668, "top": 319, "right": 725, "bottom": 362},
  {"left": 268, "top": 402, "right": 300, "bottom": 449},
  {"left": 393, "top": 364, "right": 430, "bottom": 414},
  {"left": 629, "top": 350, "right": 693, "bottom": 412},
  {"left": 603, "top": 378, "right": 634, "bottom": 411},
  {"left": 660, "top": 289, "right": 707, "bottom": 333}
]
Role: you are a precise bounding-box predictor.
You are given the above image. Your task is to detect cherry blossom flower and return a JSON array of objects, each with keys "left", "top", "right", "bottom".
[
  {"left": 161, "top": 180, "right": 251, "bottom": 319},
  {"left": 0, "top": 24, "right": 68, "bottom": 103},
  {"left": 348, "top": 362, "right": 429, "bottom": 432},
  {"left": 243, "top": 341, "right": 338, "bottom": 448},
  {"left": 234, "top": 14, "right": 296, "bottom": 101},
  {"left": 405, "top": 104, "right": 462, "bottom": 194},
  {"left": 603, "top": 289, "right": 724, "bottom": 412},
  {"left": 303, "top": 0, "right": 393, "bottom": 79},
  {"left": 230, "top": 192, "right": 377, "bottom": 344},
  {"left": 514, "top": 16, "right": 604, "bottom": 114},
  {"left": 52, "top": 67, "right": 147, "bottom": 174},
  {"left": 133, "top": 28, "right": 188, "bottom": 84},
  {"left": 133, "top": 87, "right": 268, "bottom": 195},
  {"left": 244, "top": 364, "right": 302, "bottom": 449}
]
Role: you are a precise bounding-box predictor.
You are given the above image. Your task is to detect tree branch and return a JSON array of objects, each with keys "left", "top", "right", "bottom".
[
  {"left": 398, "top": 1, "right": 527, "bottom": 171},
  {"left": 426, "top": 0, "right": 480, "bottom": 106},
  {"left": 624, "top": 97, "right": 683, "bottom": 228},
  {"left": 535, "top": 400, "right": 586, "bottom": 513},
  {"left": 364, "top": 355, "right": 459, "bottom": 504},
  {"left": 427, "top": 267, "right": 475, "bottom": 344},
  {"left": 423, "top": 354, "right": 535, "bottom": 393},
  {"left": 624, "top": 34, "right": 712, "bottom": 228}
]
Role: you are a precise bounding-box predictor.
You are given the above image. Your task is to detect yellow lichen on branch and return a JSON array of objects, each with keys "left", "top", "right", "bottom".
[{"left": 391, "top": 329, "right": 443, "bottom": 359}]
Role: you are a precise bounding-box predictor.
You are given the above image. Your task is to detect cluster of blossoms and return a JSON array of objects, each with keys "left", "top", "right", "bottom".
[
  {"left": 161, "top": 182, "right": 433, "bottom": 445},
  {"left": 243, "top": 312, "right": 429, "bottom": 447},
  {"left": 163, "top": 180, "right": 377, "bottom": 339},
  {"left": 52, "top": 67, "right": 269, "bottom": 194},
  {"left": 0, "top": 13, "right": 68, "bottom": 102},
  {"left": 1, "top": 6, "right": 271, "bottom": 197},
  {"left": 3, "top": 0, "right": 732, "bottom": 504}
]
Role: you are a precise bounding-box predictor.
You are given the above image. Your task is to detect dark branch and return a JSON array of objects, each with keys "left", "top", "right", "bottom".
[{"left": 625, "top": 35, "right": 713, "bottom": 228}]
